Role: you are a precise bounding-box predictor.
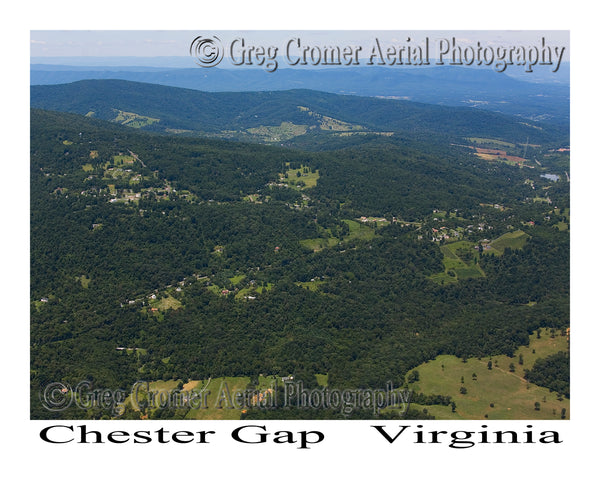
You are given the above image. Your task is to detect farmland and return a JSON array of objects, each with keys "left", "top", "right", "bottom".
[
  {"left": 430, "top": 240, "right": 485, "bottom": 284},
  {"left": 123, "top": 376, "right": 280, "bottom": 420},
  {"left": 112, "top": 109, "right": 160, "bottom": 129},
  {"left": 246, "top": 122, "right": 308, "bottom": 142},
  {"left": 300, "top": 219, "right": 376, "bottom": 252},
  {"left": 484, "top": 229, "right": 530, "bottom": 255},
  {"left": 280, "top": 163, "right": 320, "bottom": 189},
  {"left": 405, "top": 328, "right": 569, "bottom": 419}
]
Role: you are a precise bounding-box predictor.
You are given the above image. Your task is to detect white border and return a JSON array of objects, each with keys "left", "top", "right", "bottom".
[{"left": 5, "top": 0, "right": 597, "bottom": 476}]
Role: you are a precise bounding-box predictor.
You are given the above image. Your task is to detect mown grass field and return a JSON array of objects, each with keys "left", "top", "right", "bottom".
[
  {"left": 229, "top": 274, "right": 246, "bottom": 286},
  {"left": 296, "top": 280, "right": 326, "bottom": 292},
  {"left": 430, "top": 240, "right": 485, "bottom": 284},
  {"left": 300, "top": 237, "right": 339, "bottom": 251},
  {"left": 281, "top": 164, "right": 320, "bottom": 189},
  {"left": 184, "top": 376, "right": 253, "bottom": 420},
  {"left": 556, "top": 221, "right": 568, "bottom": 231},
  {"left": 124, "top": 375, "right": 283, "bottom": 419},
  {"left": 467, "top": 137, "right": 515, "bottom": 148},
  {"left": 485, "top": 229, "right": 530, "bottom": 255},
  {"left": 149, "top": 294, "right": 182, "bottom": 311},
  {"left": 405, "top": 328, "right": 569, "bottom": 420},
  {"left": 343, "top": 219, "right": 377, "bottom": 241},
  {"left": 234, "top": 282, "right": 273, "bottom": 300},
  {"left": 430, "top": 229, "right": 530, "bottom": 284},
  {"left": 113, "top": 110, "right": 160, "bottom": 128},
  {"left": 300, "top": 219, "right": 376, "bottom": 252}
]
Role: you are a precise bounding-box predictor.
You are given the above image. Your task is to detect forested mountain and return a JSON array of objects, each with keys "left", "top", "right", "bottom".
[
  {"left": 30, "top": 106, "right": 569, "bottom": 419},
  {"left": 30, "top": 80, "right": 567, "bottom": 146},
  {"left": 30, "top": 64, "right": 570, "bottom": 124}
]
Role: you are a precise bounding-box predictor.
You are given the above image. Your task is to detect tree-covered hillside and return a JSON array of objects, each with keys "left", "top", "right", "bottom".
[
  {"left": 30, "top": 108, "right": 569, "bottom": 419},
  {"left": 30, "top": 80, "right": 568, "bottom": 146}
]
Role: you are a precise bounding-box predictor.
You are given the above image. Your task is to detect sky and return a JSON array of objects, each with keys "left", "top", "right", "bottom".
[
  {"left": 29, "top": 30, "right": 570, "bottom": 82},
  {"left": 31, "top": 30, "right": 569, "bottom": 62}
]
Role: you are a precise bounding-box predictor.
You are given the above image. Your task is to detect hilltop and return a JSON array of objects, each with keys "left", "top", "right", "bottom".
[{"left": 30, "top": 80, "right": 567, "bottom": 147}]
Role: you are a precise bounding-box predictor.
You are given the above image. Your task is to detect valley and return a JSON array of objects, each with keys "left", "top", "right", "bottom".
[{"left": 30, "top": 79, "right": 569, "bottom": 421}]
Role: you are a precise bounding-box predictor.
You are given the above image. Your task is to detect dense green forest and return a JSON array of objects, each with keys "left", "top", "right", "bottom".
[
  {"left": 30, "top": 80, "right": 568, "bottom": 146},
  {"left": 30, "top": 100, "right": 569, "bottom": 419},
  {"left": 524, "top": 351, "right": 570, "bottom": 398}
]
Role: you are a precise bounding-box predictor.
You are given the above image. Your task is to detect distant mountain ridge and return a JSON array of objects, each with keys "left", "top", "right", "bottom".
[
  {"left": 30, "top": 65, "right": 569, "bottom": 124},
  {"left": 30, "top": 79, "right": 567, "bottom": 146}
]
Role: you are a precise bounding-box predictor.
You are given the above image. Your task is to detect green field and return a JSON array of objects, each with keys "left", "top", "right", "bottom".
[
  {"left": 113, "top": 110, "right": 160, "bottom": 128},
  {"left": 255, "top": 283, "right": 273, "bottom": 294},
  {"left": 431, "top": 230, "right": 530, "bottom": 284},
  {"left": 149, "top": 294, "right": 182, "bottom": 311},
  {"left": 233, "top": 282, "right": 273, "bottom": 300},
  {"left": 486, "top": 229, "right": 530, "bottom": 255},
  {"left": 406, "top": 328, "right": 569, "bottom": 419},
  {"left": 281, "top": 164, "right": 320, "bottom": 189},
  {"left": 296, "top": 280, "right": 326, "bottom": 292},
  {"left": 467, "top": 137, "right": 516, "bottom": 148},
  {"left": 553, "top": 207, "right": 569, "bottom": 231},
  {"left": 247, "top": 122, "right": 308, "bottom": 142},
  {"left": 317, "top": 114, "right": 363, "bottom": 131},
  {"left": 300, "top": 236, "right": 339, "bottom": 252},
  {"left": 343, "top": 219, "right": 377, "bottom": 241},
  {"left": 300, "top": 219, "right": 376, "bottom": 252},
  {"left": 430, "top": 240, "right": 485, "bottom": 284},
  {"left": 184, "top": 377, "right": 252, "bottom": 419},
  {"left": 75, "top": 275, "right": 90, "bottom": 288},
  {"left": 229, "top": 274, "right": 246, "bottom": 286},
  {"left": 207, "top": 284, "right": 224, "bottom": 295},
  {"left": 124, "top": 375, "right": 286, "bottom": 419},
  {"left": 112, "top": 154, "right": 136, "bottom": 166}
]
